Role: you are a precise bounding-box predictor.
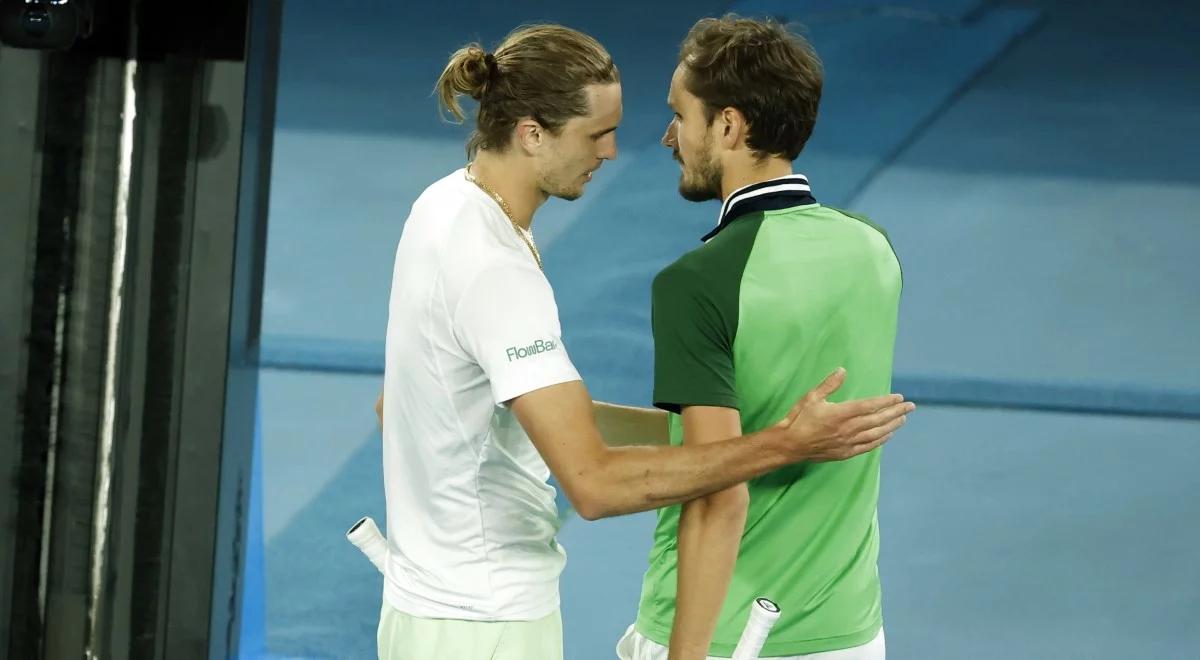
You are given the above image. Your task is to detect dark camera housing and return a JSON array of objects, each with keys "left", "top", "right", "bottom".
[{"left": 0, "top": 0, "right": 95, "bottom": 50}]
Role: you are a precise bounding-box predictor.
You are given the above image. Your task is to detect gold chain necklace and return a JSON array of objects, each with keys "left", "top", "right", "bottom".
[{"left": 464, "top": 166, "right": 543, "bottom": 271}]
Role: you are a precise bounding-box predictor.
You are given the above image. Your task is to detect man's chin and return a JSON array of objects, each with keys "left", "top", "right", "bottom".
[
  {"left": 544, "top": 181, "right": 585, "bottom": 202},
  {"left": 552, "top": 187, "right": 584, "bottom": 202},
  {"left": 679, "top": 182, "right": 719, "bottom": 203}
]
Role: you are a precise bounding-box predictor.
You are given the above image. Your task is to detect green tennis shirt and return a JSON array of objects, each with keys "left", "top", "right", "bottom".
[{"left": 635, "top": 175, "right": 902, "bottom": 656}]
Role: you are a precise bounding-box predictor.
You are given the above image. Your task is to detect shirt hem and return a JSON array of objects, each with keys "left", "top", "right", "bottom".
[
  {"left": 493, "top": 370, "right": 582, "bottom": 406},
  {"left": 652, "top": 395, "right": 741, "bottom": 415},
  {"left": 384, "top": 580, "right": 560, "bottom": 623}
]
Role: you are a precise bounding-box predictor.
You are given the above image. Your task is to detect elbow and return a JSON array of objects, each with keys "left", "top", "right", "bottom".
[
  {"left": 561, "top": 449, "right": 624, "bottom": 521},
  {"left": 567, "top": 457, "right": 640, "bottom": 521},
  {"left": 569, "top": 489, "right": 608, "bottom": 521},
  {"left": 573, "top": 499, "right": 605, "bottom": 521},
  {"left": 567, "top": 476, "right": 616, "bottom": 521},
  {"left": 560, "top": 472, "right": 609, "bottom": 521}
]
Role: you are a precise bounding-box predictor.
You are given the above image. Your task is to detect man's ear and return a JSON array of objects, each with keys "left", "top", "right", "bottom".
[
  {"left": 515, "top": 117, "right": 544, "bottom": 152},
  {"left": 718, "top": 106, "right": 748, "bottom": 151}
]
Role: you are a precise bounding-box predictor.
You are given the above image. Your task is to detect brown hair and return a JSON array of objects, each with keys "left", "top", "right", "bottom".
[
  {"left": 679, "top": 16, "right": 823, "bottom": 160},
  {"left": 436, "top": 24, "right": 619, "bottom": 157}
]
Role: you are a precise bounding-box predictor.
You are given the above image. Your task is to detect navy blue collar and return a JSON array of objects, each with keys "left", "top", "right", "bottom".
[{"left": 702, "top": 174, "right": 817, "bottom": 242}]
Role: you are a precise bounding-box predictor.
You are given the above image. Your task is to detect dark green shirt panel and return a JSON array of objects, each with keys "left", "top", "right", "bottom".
[{"left": 650, "top": 215, "right": 765, "bottom": 413}]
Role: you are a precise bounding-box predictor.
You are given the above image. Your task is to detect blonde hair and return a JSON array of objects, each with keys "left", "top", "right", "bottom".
[{"left": 435, "top": 24, "right": 619, "bottom": 157}]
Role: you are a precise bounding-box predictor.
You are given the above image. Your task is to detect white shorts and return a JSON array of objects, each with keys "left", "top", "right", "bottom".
[
  {"left": 377, "top": 602, "right": 562, "bottom": 660},
  {"left": 615, "top": 625, "right": 884, "bottom": 660}
]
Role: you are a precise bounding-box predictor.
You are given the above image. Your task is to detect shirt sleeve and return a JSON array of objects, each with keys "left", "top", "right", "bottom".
[
  {"left": 453, "top": 260, "right": 581, "bottom": 405},
  {"left": 650, "top": 262, "right": 738, "bottom": 413}
]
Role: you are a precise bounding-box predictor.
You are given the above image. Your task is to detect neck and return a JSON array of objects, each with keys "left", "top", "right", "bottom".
[
  {"left": 469, "top": 150, "right": 546, "bottom": 230},
  {"left": 720, "top": 156, "right": 795, "bottom": 202}
]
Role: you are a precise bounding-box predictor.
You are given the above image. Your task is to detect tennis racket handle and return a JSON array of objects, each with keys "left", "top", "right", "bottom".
[
  {"left": 347, "top": 516, "right": 388, "bottom": 574},
  {"left": 731, "top": 597, "right": 782, "bottom": 660}
]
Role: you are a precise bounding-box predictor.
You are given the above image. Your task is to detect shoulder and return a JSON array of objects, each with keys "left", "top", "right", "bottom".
[
  {"left": 815, "top": 205, "right": 902, "bottom": 281},
  {"left": 821, "top": 205, "right": 893, "bottom": 245},
  {"left": 410, "top": 170, "right": 495, "bottom": 230},
  {"left": 652, "top": 246, "right": 709, "bottom": 298},
  {"left": 409, "top": 171, "right": 521, "bottom": 277},
  {"left": 653, "top": 216, "right": 765, "bottom": 301}
]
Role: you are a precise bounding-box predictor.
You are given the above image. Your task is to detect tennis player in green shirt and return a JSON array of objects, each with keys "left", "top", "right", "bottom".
[{"left": 618, "top": 16, "right": 903, "bottom": 660}]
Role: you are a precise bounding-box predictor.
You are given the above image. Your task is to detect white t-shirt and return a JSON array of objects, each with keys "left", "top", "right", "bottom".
[{"left": 380, "top": 169, "right": 581, "bottom": 621}]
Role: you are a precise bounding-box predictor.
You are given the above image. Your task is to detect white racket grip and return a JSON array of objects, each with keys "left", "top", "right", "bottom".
[
  {"left": 731, "top": 597, "right": 782, "bottom": 660},
  {"left": 347, "top": 516, "right": 388, "bottom": 574}
]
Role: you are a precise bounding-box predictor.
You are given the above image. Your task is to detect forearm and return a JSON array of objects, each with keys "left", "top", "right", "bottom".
[
  {"left": 577, "top": 429, "right": 788, "bottom": 519},
  {"left": 517, "top": 376, "right": 912, "bottom": 523},
  {"left": 669, "top": 491, "right": 748, "bottom": 660},
  {"left": 593, "top": 400, "right": 669, "bottom": 446}
]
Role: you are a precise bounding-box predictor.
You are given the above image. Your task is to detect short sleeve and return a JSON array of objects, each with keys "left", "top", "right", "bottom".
[
  {"left": 453, "top": 261, "right": 581, "bottom": 404},
  {"left": 650, "top": 263, "right": 738, "bottom": 413}
]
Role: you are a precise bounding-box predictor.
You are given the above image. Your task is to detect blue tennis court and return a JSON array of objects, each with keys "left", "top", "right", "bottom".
[{"left": 246, "top": 1, "right": 1200, "bottom": 657}]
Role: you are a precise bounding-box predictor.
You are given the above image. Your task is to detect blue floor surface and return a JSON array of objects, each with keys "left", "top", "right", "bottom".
[{"left": 258, "top": 401, "right": 1200, "bottom": 659}]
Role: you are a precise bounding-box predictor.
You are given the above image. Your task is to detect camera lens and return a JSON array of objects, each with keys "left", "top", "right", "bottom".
[{"left": 22, "top": 7, "right": 52, "bottom": 38}]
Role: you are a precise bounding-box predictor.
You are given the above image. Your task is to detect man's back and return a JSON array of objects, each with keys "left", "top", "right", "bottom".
[{"left": 636, "top": 201, "right": 902, "bottom": 656}]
